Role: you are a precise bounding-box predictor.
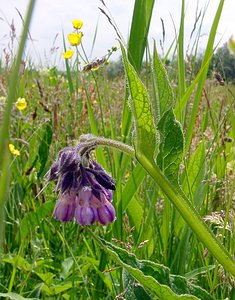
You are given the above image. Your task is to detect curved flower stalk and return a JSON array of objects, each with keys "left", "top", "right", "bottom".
[{"left": 48, "top": 143, "right": 116, "bottom": 226}]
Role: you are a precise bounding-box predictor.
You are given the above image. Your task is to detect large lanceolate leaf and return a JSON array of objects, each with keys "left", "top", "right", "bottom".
[
  {"left": 157, "top": 109, "right": 184, "bottom": 185},
  {"left": 152, "top": 41, "right": 174, "bottom": 120},
  {"left": 119, "top": 41, "right": 156, "bottom": 162},
  {"left": 152, "top": 44, "right": 183, "bottom": 184},
  {"left": 93, "top": 236, "right": 214, "bottom": 300}
]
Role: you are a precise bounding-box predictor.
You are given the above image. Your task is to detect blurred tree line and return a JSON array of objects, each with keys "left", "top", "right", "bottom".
[
  {"left": 106, "top": 42, "right": 235, "bottom": 83},
  {"left": 208, "top": 42, "right": 235, "bottom": 82}
]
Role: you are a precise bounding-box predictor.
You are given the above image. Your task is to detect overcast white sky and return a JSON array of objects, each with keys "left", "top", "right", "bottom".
[{"left": 0, "top": 0, "right": 235, "bottom": 68}]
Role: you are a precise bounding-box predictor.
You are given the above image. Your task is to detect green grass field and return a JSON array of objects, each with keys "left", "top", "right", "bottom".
[{"left": 0, "top": 1, "right": 235, "bottom": 299}]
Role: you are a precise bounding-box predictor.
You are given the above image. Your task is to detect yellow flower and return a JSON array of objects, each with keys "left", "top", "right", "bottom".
[
  {"left": 68, "top": 32, "right": 82, "bottom": 46},
  {"left": 9, "top": 144, "right": 20, "bottom": 156},
  {"left": 91, "top": 66, "right": 100, "bottom": 72},
  {"left": 63, "top": 49, "right": 74, "bottom": 59},
  {"left": 16, "top": 97, "right": 27, "bottom": 111},
  {"left": 72, "top": 20, "right": 83, "bottom": 29}
]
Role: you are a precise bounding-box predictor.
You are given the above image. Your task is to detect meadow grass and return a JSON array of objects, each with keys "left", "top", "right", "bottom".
[{"left": 0, "top": 0, "right": 235, "bottom": 299}]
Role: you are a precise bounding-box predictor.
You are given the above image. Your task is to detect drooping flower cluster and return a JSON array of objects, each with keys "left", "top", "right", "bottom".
[{"left": 48, "top": 145, "right": 116, "bottom": 226}]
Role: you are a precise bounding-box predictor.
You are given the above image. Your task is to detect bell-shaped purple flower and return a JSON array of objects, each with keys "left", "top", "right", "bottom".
[
  {"left": 97, "top": 201, "right": 116, "bottom": 225},
  {"left": 54, "top": 192, "right": 76, "bottom": 222},
  {"left": 48, "top": 144, "right": 116, "bottom": 226},
  {"left": 74, "top": 187, "right": 97, "bottom": 225}
]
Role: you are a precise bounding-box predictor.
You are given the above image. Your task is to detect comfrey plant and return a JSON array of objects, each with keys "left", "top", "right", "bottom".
[
  {"left": 48, "top": 40, "right": 235, "bottom": 292},
  {"left": 48, "top": 141, "right": 116, "bottom": 226}
]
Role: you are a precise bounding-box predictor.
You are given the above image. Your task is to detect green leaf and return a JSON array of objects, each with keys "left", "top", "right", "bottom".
[
  {"left": 60, "top": 257, "right": 74, "bottom": 280},
  {"left": 40, "top": 282, "right": 76, "bottom": 296},
  {"left": 127, "top": 195, "right": 144, "bottom": 232},
  {"left": 152, "top": 41, "right": 174, "bottom": 120},
  {"left": 128, "top": 0, "right": 155, "bottom": 72},
  {"left": 120, "top": 40, "right": 156, "bottom": 162},
  {"left": 123, "top": 269, "right": 152, "bottom": 300},
  {"left": 182, "top": 141, "right": 206, "bottom": 205},
  {"left": 157, "top": 109, "right": 184, "bottom": 185},
  {"left": 19, "top": 201, "right": 54, "bottom": 240},
  {"left": 35, "top": 272, "right": 55, "bottom": 286},
  {"left": 185, "top": 265, "right": 216, "bottom": 280},
  {"left": 93, "top": 236, "right": 214, "bottom": 300},
  {"left": 121, "top": 0, "right": 154, "bottom": 148},
  {"left": 0, "top": 293, "right": 38, "bottom": 300},
  {"left": 38, "top": 122, "right": 53, "bottom": 178},
  {"left": 122, "top": 163, "right": 146, "bottom": 211},
  {"left": 1, "top": 255, "right": 32, "bottom": 271}
]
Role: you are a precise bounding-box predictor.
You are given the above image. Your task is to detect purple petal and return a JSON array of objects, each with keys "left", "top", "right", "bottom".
[
  {"left": 58, "top": 148, "right": 80, "bottom": 173},
  {"left": 97, "top": 201, "right": 116, "bottom": 225},
  {"left": 59, "top": 171, "right": 79, "bottom": 193},
  {"left": 77, "top": 186, "right": 92, "bottom": 205},
  {"left": 47, "top": 162, "right": 59, "bottom": 181},
  {"left": 54, "top": 193, "right": 76, "bottom": 222},
  {"left": 86, "top": 167, "right": 115, "bottom": 190},
  {"left": 75, "top": 206, "right": 97, "bottom": 226},
  {"left": 105, "top": 190, "right": 113, "bottom": 202}
]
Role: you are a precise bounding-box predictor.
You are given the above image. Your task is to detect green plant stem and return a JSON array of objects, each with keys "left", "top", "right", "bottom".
[
  {"left": 0, "top": 0, "right": 36, "bottom": 163},
  {"left": 0, "top": 0, "right": 36, "bottom": 247},
  {"left": 79, "top": 134, "right": 135, "bottom": 157},
  {"left": 136, "top": 153, "right": 235, "bottom": 277},
  {"left": 79, "top": 134, "right": 235, "bottom": 276}
]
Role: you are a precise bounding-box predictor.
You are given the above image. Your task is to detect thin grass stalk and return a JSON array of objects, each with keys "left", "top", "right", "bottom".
[
  {"left": 136, "top": 153, "right": 235, "bottom": 276},
  {"left": 0, "top": 0, "right": 36, "bottom": 248},
  {"left": 178, "top": 0, "right": 186, "bottom": 99},
  {"left": 185, "top": 0, "right": 224, "bottom": 153}
]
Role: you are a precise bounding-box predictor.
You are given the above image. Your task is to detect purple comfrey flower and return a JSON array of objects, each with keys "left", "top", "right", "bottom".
[
  {"left": 54, "top": 192, "right": 76, "bottom": 222},
  {"left": 48, "top": 145, "right": 116, "bottom": 226},
  {"left": 75, "top": 187, "right": 98, "bottom": 225},
  {"left": 97, "top": 201, "right": 116, "bottom": 225}
]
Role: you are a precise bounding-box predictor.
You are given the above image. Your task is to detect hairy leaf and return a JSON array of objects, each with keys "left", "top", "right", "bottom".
[
  {"left": 94, "top": 237, "right": 214, "bottom": 300},
  {"left": 95, "top": 237, "right": 213, "bottom": 300},
  {"left": 157, "top": 109, "right": 184, "bottom": 184},
  {"left": 120, "top": 41, "right": 156, "bottom": 162},
  {"left": 152, "top": 41, "right": 174, "bottom": 120}
]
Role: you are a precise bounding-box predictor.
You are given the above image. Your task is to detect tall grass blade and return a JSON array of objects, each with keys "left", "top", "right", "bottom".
[
  {"left": 178, "top": 0, "right": 186, "bottom": 99},
  {"left": 0, "top": 0, "right": 36, "bottom": 247},
  {"left": 185, "top": 0, "right": 225, "bottom": 153},
  {"left": 128, "top": 0, "right": 155, "bottom": 72}
]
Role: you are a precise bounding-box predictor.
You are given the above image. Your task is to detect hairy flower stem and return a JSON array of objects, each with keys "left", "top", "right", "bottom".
[
  {"left": 80, "top": 134, "right": 235, "bottom": 276},
  {"left": 79, "top": 134, "right": 135, "bottom": 157}
]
